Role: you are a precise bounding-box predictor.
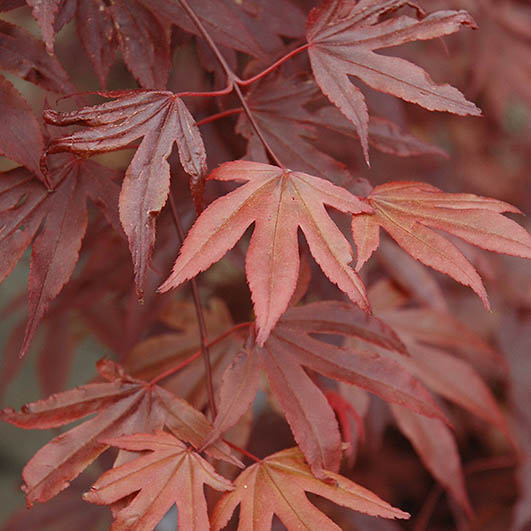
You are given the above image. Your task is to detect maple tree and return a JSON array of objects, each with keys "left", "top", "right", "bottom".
[{"left": 1, "top": 0, "right": 530, "bottom": 530}]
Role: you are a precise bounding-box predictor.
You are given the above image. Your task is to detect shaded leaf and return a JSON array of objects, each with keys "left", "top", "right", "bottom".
[
  {"left": 0, "top": 156, "right": 121, "bottom": 357},
  {"left": 146, "top": 0, "right": 303, "bottom": 59},
  {"left": 159, "top": 161, "right": 372, "bottom": 345},
  {"left": 84, "top": 431, "right": 233, "bottom": 531},
  {"left": 0, "top": 359, "right": 239, "bottom": 506},
  {"left": 76, "top": 0, "right": 171, "bottom": 89},
  {"left": 307, "top": 1, "right": 480, "bottom": 162},
  {"left": 211, "top": 446, "right": 409, "bottom": 530},
  {"left": 0, "top": 20, "right": 74, "bottom": 93},
  {"left": 236, "top": 74, "right": 352, "bottom": 183},
  {"left": 400, "top": 343, "right": 511, "bottom": 439},
  {"left": 377, "top": 304, "right": 504, "bottom": 373},
  {"left": 202, "top": 345, "right": 261, "bottom": 449},
  {"left": 76, "top": 0, "right": 118, "bottom": 88},
  {"left": 1, "top": 476, "right": 110, "bottom": 531},
  {"left": 351, "top": 181, "right": 531, "bottom": 308},
  {"left": 45, "top": 91, "right": 207, "bottom": 298},
  {"left": 390, "top": 404, "right": 471, "bottom": 515},
  {"left": 27, "top": 0, "right": 62, "bottom": 53},
  {"left": 313, "top": 106, "right": 448, "bottom": 158},
  {"left": 0, "top": 75, "right": 44, "bottom": 177}
]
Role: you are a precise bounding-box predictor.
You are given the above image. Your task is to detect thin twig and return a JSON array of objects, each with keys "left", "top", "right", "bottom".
[
  {"left": 223, "top": 439, "right": 261, "bottom": 463},
  {"left": 196, "top": 108, "right": 243, "bottom": 128},
  {"left": 237, "top": 43, "right": 310, "bottom": 86},
  {"left": 167, "top": 191, "right": 217, "bottom": 419},
  {"left": 177, "top": 0, "right": 285, "bottom": 168},
  {"left": 149, "top": 349, "right": 202, "bottom": 387},
  {"left": 149, "top": 321, "right": 252, "bottom": 387}
]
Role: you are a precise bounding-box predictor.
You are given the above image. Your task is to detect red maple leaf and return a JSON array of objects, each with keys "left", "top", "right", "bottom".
[
  {"left": 0, "top": 359, "right": 239, "bottom": 507},
  {"left": 306, "top": 0, "right": 481, "bottom": 162},
  {"left": 26, "top": 0, "right": 61, "bottom": 53},
  {"left": 211, "top": 446, "right": 409, "bottom": 530},
  {"left": 159, "top": 161, "right": 373, "bottom": 345},
  {"left": 351, "top": 181, "right": 531, "bottom": 308},
  {"left": 0, "top": 76, "right": 44, "bottom": 178},
  {"left": 84, "top": 431, "right": 233, "bottom": 530},
  {"left": 202, "top": 301, "right": 447, "bottom": 476},
  {"left": 45, "top": 90, "right": 207, "bottom": 298},
  {"left": 0, "top": 154, "right": 121, "bottom": 356},
  {"left": 0, "top": 19, "right": 74, "bottom": 93},
  {"left": 76, "top": 0, "right": 171, "bottom": 88},
  {"left": 146, "top": 0, "right": 306, "bottom": 60}
]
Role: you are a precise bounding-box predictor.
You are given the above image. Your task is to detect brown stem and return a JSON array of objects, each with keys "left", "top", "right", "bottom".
[
  {"left": 168, "top": 191, "right": 217, "bottom": 419},
  {"left": 177, "top": 0, "right": 285, "bottom": 168}
]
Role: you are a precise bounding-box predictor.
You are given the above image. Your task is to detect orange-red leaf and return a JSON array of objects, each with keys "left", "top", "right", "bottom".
[
  {"left": 201, "top": 301, "right": 447, "bottom": 477},
  {"left": 352, "top": 182, "right": 531, "bottom": 307},
  {"left": 0, "top": 360, "right": 238, "bottom": 507},
  {"left": 84, "top": 431, "right": 233, "bottom": 531},
  {"left": 211, "top": 446, "right": 409, "bottom": 530},
  {"left": 159, "top": 161, "right": 372, "bottom": 345}
]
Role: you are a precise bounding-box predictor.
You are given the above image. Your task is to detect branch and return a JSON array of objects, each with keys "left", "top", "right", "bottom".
[
  {"left": 167, "top": 191, "right": 217, "bottom": 419},
  {"left": 177, "top": 0, "right": 285, "bottom": 168}
]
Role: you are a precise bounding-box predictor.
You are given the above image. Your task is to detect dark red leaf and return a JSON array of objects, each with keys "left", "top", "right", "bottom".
[
  {"left": 391, "top": 404, "right": 472, "bottom": 515},
  {"left": 307, "top": 1, "right": 480, "bottom": 162},
  {"left": 76, "top": 0, "right": 118, "bottom": 88},
  {"left": 0, "top": 75, "right": 44, "bottom": 177},
  {"left": 27, "top": 0, "right": 62, "bottom": 53},
  {"left": 45, "top": 91, "right": 207, "bottom": 298},
  {"left": 0, "top": 20, "right": 74, "bottom": 93},
  {"left": 0, "top": 156, "right": 121, "bottom": 357}
]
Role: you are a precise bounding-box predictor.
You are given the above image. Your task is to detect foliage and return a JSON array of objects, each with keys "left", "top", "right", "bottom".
[{"left": 1, "top": 0, "right": 530, "bottom": 529}]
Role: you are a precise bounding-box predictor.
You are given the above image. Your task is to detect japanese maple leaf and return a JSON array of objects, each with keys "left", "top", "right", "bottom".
[
  {"left": 76, "top": 0, "right": 171, "bottom": 88},
  {"left": 312, "top": 105, "right": 448, "bottom": 158},
  {"left": 124, "top": 298, "right": 240, "bottom": 410},
  {"left": 84, "top": 431, "right": 233, "bottom": 531},
  {"left": 237, "top": 74, "right": 443, "bottom": 185},
  {"left": 0, "top": 19, "right": 74, "bottom": 93},
  {"left": 146, "top": 0, "right": 305, "bottom": 60},
  {"left": 202, "top": 301, "right": 447, "bottom": 476},
  {"left": 159, "top": 161, "right": 373, "bottom": 345},
  {"left": 26, "top": 0, "right": 61, "bottom": 53},
  {"left": 306, "top": 0, "right": 481, "bottom": 162},
  {"left": 211, "top": 446, "right": 409, "bottom": 530},
  {"left": 0, "top": 359, "right": 239, "bottom": 507},
  {"left": 0, "top": 75, "right": 44, "bottom": 178},
  {"left": 390, "top": 404, "right": 471, "bottom": 515},
  {"left": 45, "top": 90, "right": 207, "bottom": 298},
  {"left": 0, "top": 155, "right": 121, "bottom": 357},
  {"left": 236, "top": 74, "right": 352, "bottom": 184},
  {"left": 351, "top": 181, "right": 531, "bottom": 308}
]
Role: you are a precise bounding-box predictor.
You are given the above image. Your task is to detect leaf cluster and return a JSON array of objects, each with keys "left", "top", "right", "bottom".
[{"left": 1, "top": 0, "right": 530, "bottom": 529}]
